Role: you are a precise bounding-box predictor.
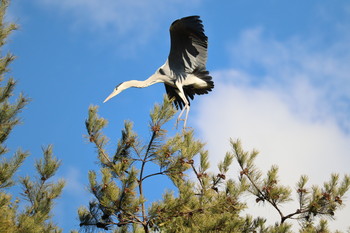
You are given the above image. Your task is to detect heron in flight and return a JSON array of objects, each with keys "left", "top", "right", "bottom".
[{"left": 104, "top": 16, "right": 214, "bottom": 128}]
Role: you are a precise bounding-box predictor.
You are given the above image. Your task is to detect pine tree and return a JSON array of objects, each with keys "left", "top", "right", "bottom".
[
  {"left": 0, "top": 1, "right": 65, "bottom": 232},
  {"left": 79, "top": 95, "right": 349, "bottom": 232}
]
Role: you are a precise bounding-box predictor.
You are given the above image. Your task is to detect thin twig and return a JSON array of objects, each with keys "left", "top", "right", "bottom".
[
  {"left": 238, "top": 164, "right": 285, "bottom": 222},
  {"left": 90, "top": 136, "right": 112, "bottom": 165},
  {"left": 138, "top": 130, "right": 157, "bottom": 232},
  {"left": 142, "top": 171, "right": 168, "bottom": 181},
  {"left": 191, "top": 164, "right": 205, "bottom": 192}
]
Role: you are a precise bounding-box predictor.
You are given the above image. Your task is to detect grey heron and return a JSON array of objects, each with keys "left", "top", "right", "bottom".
[{"left": 103, "top": 16, "right": 214, "bottom": 128}]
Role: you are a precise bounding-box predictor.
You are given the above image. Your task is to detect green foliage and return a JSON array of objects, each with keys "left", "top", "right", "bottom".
[
  {"left": 0, "top": 0, "right": 29, "bottom": 190},
  {"left": 232, "top": 139, "right": 350, "bottom": 231},
  {"left": 80, "top": 96, "right": 249, "bottom": 232},
  {"left": 80, "top": 95, "right": 350, "bottom": 232},
  {"left": 16, "top": 146, "right": 65, "bottom": 233},
  {"left": 0, "top": 1, "right": 65, "bottom": 232}
]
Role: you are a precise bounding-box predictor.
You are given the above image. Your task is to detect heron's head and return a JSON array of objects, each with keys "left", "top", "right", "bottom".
[{"left": 103, "top": 83, "right": 126, "bottom": 103}]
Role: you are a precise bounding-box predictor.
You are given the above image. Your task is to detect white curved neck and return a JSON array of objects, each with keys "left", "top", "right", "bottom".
[
  {"left": 124, "top": 74, "right": 164, "bottom": 88},
  {"left": 103, "top": 73, "right": 167, "bottom": 103}
]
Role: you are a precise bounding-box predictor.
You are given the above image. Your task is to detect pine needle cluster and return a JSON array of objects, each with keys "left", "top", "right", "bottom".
[
  {"left": 80, "top": 96, "right": 251, "bottom": 232},
  {"left": 232, "top": 139, "right": 350, "bottom": 232},
  {"left": 0, "top": 1, "right": 65, "bottom": 232}
]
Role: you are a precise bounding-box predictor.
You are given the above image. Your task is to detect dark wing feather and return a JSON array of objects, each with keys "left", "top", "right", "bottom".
[
  {"left": 165, "top": 84, "right": 185, "bottom": 110},
  {"left": 168, "top": 16, "right": 208, "bottom": 78},
  {"left": 165, "top": 16, "right": 213, "bottom": 110}
]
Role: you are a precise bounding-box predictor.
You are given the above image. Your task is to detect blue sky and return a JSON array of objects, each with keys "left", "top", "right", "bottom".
[{"left": 6, "top": 0, "right": 350, "bottom": 231}]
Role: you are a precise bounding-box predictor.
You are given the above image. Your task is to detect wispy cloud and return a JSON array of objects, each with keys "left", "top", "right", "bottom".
[
  {"left": 33, "top": 0, "right": 201, "bottom": 50},
  {"left": 54, "top": 166, "right": 90, "bottom": 230},
  {"left": 227, "top": 27, "right": 350, "bottom": 131},
  {"left": 194, "top": 27, "right": 350, "bottom": 230},
  {"left": 64, "top": 166, "right": 87, "bottom": 197}
]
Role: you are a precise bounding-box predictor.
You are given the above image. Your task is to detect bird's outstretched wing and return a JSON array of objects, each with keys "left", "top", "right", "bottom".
[{"left": 168, "top": 16, "right": 208, "bottom": 78}]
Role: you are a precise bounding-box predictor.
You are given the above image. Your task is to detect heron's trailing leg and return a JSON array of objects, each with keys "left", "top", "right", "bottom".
[
  {"left": 176, "top": 107, "right": 186, "bottom": 126},
  {"left": 176, "top": 104, "right": 190, "bottom": 129},
  {"left": 183, "top": 105, "right": 190, "bottom": 129},
  {"left": 174, "top": 83, "right": 191, "bottom": 129}
]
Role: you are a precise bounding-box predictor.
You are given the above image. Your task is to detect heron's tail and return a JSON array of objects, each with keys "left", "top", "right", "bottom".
[{"left": 192, "top": 68, "right": 214, "bottom": 93}]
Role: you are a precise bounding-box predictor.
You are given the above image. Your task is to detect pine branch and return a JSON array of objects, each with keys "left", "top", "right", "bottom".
[
  {"left": 138, "top": 129, "right": 157, "bottom": 228},
  {"left": 81, "top": 97, "right": 349, "bottom": 232},
  {"left": 0, "top": 149, "right": 28, "bottom": 188},
  {"left": 142, "top": 171, "right": 168, "bottom": 181},
  {"left": 85, "top": 105, "right": 112, "bottom": 166},
  {"left": 191, "top": 162, "right": 205, "bottom": 192},
  {"left": 19, "top": 146, "right": 65, "bottom": 230}
]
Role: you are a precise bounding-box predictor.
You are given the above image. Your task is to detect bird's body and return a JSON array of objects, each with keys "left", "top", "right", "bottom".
[{"left": 104, "top": 16, "right": 214, "bottom": 128}]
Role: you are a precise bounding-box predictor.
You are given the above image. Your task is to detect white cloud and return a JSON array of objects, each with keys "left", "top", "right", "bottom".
[
  {"left": 193, "top": 28, "right": 350, "bottom": 231},
  {"left": 196, "top": 70, "right": 350, "bottom": 181},
  {"left": 228, "top": 28, "right": 350, "bottom": 130}
]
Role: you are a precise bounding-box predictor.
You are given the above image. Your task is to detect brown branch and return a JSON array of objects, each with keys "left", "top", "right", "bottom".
[
  {"left": 118, "top": 209, "right": 144, "bottom": 225},
  {"left": 281, "top": 209, "right": 305, "bottom": 223},
  {"left": 191, "top": 163, "right": 210, "bottom": 195},
  {"left": 142, "top": 171, "right": 168, "bottom": 181},
  {"left": 138, "top": 129, "right": 158, "bottom": 232},
  {"left": 90, "top": 136, "right": 112, "bottom": 165},
  {"left": 238, "top": 165, "right": 285, "bottom": 223}
]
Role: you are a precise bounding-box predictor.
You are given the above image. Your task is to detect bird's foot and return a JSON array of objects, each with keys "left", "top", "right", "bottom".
[
  {"left": 175, "top": 118, "right": 184, "bottom": 129},
  {"left": 182, "top": 126, "right": 192, "bottom": 132},
  {"left": 175, "top": 118, "right": 191, "bottom": 131}
]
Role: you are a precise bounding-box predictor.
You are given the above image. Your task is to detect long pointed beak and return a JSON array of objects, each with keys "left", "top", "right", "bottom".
[{"left": 103, "top": 89, "right": 118, "bottom": 103}]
